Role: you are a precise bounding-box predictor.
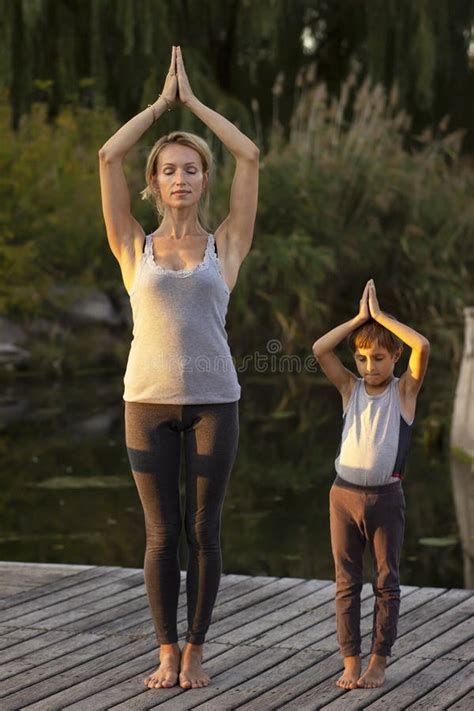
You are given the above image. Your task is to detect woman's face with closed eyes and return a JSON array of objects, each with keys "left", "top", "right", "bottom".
[{"left": 154, "top": 143, "right": 207, "bottom": 210}]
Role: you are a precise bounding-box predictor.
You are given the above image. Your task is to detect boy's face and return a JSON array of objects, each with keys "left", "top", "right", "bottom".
[{"left": 353, "top": 342, "right": 402, "bottom": 387}]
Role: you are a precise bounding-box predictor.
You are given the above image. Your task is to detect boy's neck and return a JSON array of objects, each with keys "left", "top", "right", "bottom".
[{"left": 363, "top": 374, "right": 394, "bottom": 396}]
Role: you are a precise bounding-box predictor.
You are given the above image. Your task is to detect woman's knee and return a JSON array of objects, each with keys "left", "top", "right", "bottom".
[
  {"left": 145, "top": 521, "right": 182, "bottom": 555},
  {"left": 185, "top": 515, "right": 220, "bottom": 551}
]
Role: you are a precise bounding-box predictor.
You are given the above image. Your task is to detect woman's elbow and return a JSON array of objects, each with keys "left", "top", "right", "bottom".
[
  {"left": 98, "top": 148, "right": 123, "bottom": 165},
  {"left": 250, "top": 144, "right": 260, "bottom": 160},
  {"left": 241, "top": 144, "right": 260, "bottom": 162}
]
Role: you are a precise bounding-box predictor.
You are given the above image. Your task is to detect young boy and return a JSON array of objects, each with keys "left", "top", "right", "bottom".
[{"left": 312, "top": 279, "right": 430, "bottom": 690}]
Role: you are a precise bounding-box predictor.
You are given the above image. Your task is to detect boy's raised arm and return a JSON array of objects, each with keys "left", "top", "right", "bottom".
[
  {"left": 368, "top": 281, "right": 430, "bottom": 395},
  {"left": 312, "top": 280, "right": 371, "bottom": 399}
]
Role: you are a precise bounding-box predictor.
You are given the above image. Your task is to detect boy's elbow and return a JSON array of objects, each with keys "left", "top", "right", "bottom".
[
  {"left": 420, "top": 337, "right": 430, "bottom": 353},
  {"left": 312, "top": 341, "right": 322, "bottom": 359}
]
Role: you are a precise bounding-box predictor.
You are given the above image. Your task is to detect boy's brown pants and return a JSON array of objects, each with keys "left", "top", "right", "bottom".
[{"left": 329, "top": 475, "right": 405, "bottom": 657}]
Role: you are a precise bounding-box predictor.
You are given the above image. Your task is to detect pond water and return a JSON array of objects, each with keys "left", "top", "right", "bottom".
[{"left": 0, "top": 371, "right": 465, "bottom": 589}]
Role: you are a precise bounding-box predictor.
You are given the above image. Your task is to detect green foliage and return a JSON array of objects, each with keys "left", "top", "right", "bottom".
[
  {"left": 0, "top": 96, "right": 129, "bottom": 314},
  {"left": 0, "top": 70, "right": 472, "bottom": 393},
  {"left": 237, "top": 67, "right": 473, "bottom": 369}
]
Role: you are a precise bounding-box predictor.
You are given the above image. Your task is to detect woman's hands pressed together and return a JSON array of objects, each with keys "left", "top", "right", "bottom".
[
  {"left": 160, "top": 46, "right": 178, "bottom": 108},
  {"left": 176, "top": 46, "right": 195, "bottom": 106},
  {"left": 159, "top": 46, "right": 194, "bottom": 109}
]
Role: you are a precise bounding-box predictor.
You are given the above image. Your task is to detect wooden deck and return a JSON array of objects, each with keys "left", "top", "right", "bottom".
[{"left": 0, "top": 562, "right": 472, "bottom": 710}]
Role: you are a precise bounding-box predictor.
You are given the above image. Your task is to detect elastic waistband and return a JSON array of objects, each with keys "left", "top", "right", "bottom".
[{"left": 333, "top": 474, "right": 402, "bottom": 494}]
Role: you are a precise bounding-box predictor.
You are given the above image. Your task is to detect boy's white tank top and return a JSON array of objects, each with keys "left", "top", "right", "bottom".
[
  {"left": 335, "top": 376, "right": 414, "bottom": 486},
  {"left": 123, "top": 232, "right": 241, "bottom": 404}
]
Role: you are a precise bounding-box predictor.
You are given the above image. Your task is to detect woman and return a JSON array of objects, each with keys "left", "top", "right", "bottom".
[{"left": 98, "top": 46, "right": 259, "bottom": 690}]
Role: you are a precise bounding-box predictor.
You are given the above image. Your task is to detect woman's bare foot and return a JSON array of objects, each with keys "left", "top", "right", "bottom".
[
  {"left": 357, "top": 654, "right": 386, "bottom": 688},
  {"left": 179, "top": 642, "right": 210, "bottom": 689},
  {"left": 144, "top": 643, "right": 181, "bottom": 689},
  {"left": 336, "top": 655, "right": 361, "bottom": 690}
]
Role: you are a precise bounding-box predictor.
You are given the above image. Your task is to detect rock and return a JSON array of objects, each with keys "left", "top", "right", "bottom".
[
  {"left": 0, "top": 343, "right": 31, "bottom": 365},
  {"left": 70, "top": 407, "right": 119, "bottom": 437},
  {"left": 66, "top": 288, "right": 121, "bottom": 326},
  {"left": 0, "top": 317, "right": 28, "bottom": 345}
]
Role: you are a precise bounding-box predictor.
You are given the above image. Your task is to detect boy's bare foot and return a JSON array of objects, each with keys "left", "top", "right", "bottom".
[
  {"left": 336, "top": 655, "right": 361, "bottom": 690},
  {"left": 144, "top": 643, "right": 180, "bottom": 689},
  {"left": 357, "top": 653, "right": 386, "bottom": 688},
  {"left": 179, "top": 642, "right": 210, "bottom": 689}
]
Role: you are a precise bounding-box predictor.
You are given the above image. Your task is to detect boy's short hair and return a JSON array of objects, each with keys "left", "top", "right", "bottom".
[{"left": 347, "top": 317, "right": 403, "bottom": 355}]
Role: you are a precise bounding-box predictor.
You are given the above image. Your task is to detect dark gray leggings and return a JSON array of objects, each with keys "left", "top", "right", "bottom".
[{"left": 125, "top": 400, "right": 239, "bottom": 645}]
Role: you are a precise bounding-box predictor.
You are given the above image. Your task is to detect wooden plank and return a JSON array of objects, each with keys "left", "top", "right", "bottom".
[
  {"left": 0, "top": 563, "right": 470, "bottom": 711},
  {"left": 146, "top": 646, "right": 294, "bottom": 710},
  {"left": 394, "top": 599, "right": 474, "bottom": 657},
  {"left": 364, "top": 658, "right": 469, "bottom": 709},
  {"left": 396, "top": 589, "right": 472, "bottom": 638},
  {"left": 0, "top": 562, "right": 92, "bottom": 597},
  {"left": 405, "top": 661, "right": 474, "bottom": 709},
  {"left": 107, "top": 644, "right": 270, "bottom": 711},
  {"left": 253, "top": 584, "right": 419, "bottom": 651},
  {"left": 0, "top": 565, "right": 131, "bottom": 611},
  {"left": 207, "top": 579, "right": 332, "bottom": 645},
  {"left": 0, "top": 626, "right": 43, "bottom": 651},
  {"left": 209, "top": 576, "right": 306, "bottom": 624},
  {"left": 280, "top": 652, "right": 404, "bottom": 710},
  {"left": 446, "top": 689, "right": 474, "bottom": 710},
  {"left": 0, "top": 637, "right": 155, "bottom": 709},
  {"left": 0, "top": 629, "right": 99, "bottom": 666},
  {"left": 2, "top": 578, "right": 148, "bottom": 638},
  {"left": 270, "top": 585, "right": 432, "bottom": 653},
  {"left": 0, "top": 631, "right": 104, "bottom": 683},
  {"left": 237, "top": 649, "right": 342, "bottom": 711},
  {"left": 255, "top": 583, "right": 371, "bottom": 651},
  {"left": 0, "top": 566, "right": 141, "bottom": 617},
  {"left": 62, "top": 574, "right": 277, "bottom": 637},
  {"left": 304, "top": 624, "right": 474, "bottom": 711},
  {"left": 193, "top": 648, "right": 330, "bottom": 711},
  {"left": 441, "top": 639, "right": 474, "bottom": 662},
  {"left": 28, "top": 641, "right": 233, "bottom": 711}
]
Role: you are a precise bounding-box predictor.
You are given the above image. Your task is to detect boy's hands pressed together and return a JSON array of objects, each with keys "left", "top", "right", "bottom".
[
  {"left": 368, "top": 279, "right": 382, "bottom": 319},
  {"left": 356, "top": 280, "right": 371, "bottom": 325}
]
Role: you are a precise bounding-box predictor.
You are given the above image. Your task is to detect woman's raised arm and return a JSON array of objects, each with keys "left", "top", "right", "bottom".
[
  {"left": 176, "top": 47, "right": 259, "bottom": 273},
  {"left": 98, "top": 48, "right": 177, "bottom": 265}
]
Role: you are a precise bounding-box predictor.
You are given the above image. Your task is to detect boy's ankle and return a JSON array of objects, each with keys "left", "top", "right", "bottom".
[
  {"left": 343, "top": 654, "right": 361, "bottom": 665},
  {"left": 369, "top": 653, "right": 387, "bottom": 667}
]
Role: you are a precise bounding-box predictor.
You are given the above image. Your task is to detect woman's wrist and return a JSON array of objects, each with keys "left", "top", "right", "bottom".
[
  {"left": 182, "top": 94, "right": 198, "bottom": 110},
  {"left": 147, "top": 95, "right": 173, "bottom": 123}
]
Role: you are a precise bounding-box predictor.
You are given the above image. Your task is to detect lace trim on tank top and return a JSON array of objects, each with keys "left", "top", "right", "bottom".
[{"left": 145, "top": 233, "right": 212, "bottom": 278}]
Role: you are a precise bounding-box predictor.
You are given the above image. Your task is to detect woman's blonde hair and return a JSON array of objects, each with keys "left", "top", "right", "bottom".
[{"left": 140, "top": 131, "right": 213, "bottom": 225}]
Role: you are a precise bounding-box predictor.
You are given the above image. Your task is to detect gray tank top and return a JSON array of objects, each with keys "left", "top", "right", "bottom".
[
  {"left": 335, "top": 377, "right": 414, "bottom": 486},
  {"left": 123, "top": 232, "right": 241, "bottom": 404}
]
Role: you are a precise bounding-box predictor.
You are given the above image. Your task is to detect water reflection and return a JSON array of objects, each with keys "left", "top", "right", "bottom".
[{"left": 0, "top": 372, "right": 465, "bottom": 588}]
